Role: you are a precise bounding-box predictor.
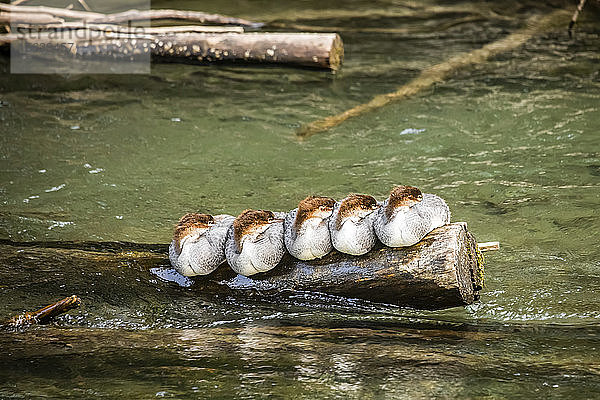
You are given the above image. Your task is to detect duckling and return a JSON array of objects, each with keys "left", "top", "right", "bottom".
[
  {"left": 328, "top": 194, "right": 380, "bottom": 256},
  {"left": 374, "top": 185, "right": 450, "bottom": 247},
  {"left": 225, "top": 209, "right": 286, "bottom": 276},
  {"left": 284, "top": 196, "right": 336, "bottom": 260},
  {"left": 168, "top": 213, "right": 234, "bottom": 276}
]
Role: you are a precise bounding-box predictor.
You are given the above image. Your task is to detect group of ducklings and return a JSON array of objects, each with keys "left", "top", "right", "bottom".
[{"left": 169, "top": 185, "right": 450, "bottom": 277}]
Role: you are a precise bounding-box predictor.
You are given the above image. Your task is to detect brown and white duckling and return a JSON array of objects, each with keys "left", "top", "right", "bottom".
[
  {"left": 374, "top": 185, "right": 450, "bottom": 247},
  {"left": 168, "top": 213, "right": 235, "bottom": 276},
  {"left": 225, "top": 209, "right": 286, "bottom": 276},
  {"left": 328, "top": 194, "right": 380, "bottom": 256},
  {"left": 284, "top": 196, "right": 336, "bottom": 260}
]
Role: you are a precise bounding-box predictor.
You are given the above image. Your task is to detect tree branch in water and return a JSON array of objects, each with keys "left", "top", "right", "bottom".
[
  {"left": 568, "top": 0, "right": 587, "bottom": 38},
  {"left": 296, "top": 9, "right": 571, "bottom": 138},
  {"left": 0, "top": 4, "right": 263, "bottom": 28}
]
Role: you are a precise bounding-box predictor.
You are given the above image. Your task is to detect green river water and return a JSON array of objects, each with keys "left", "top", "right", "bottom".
[{"left": 1, "top": 0, "right": 599, "bottom": 398}]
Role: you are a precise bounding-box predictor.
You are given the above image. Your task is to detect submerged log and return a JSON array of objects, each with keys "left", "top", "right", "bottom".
[{"left": 215, "top": 222, "right": 483, "bottom": 310}]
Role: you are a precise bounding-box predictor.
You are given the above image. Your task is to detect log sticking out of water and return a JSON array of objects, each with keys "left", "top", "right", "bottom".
[
  {"left": 1, "top": 31, "right": 344, "bottom": 71},
  {"left": 4, "top": 295, "right": 81, "bottom": 328},
  {"left": 7, "top": 23, "right": 246, "bottom": 34},
  {"left": 215, "top": 222, "right": 484, "bottom": 310},
  {"left": 0, "top": 222, "right": 484, "bottom": 311},
  {"left": 1, "top": 4, "right": 343, "bottom": 70}
]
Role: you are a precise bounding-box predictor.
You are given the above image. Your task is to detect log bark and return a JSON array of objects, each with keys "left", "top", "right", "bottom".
[
  {"left": 1, "top": 31, "right": 344, "bottom": 71},
  {"left": 215, "top": 222, "right": 483, "bottom": 310}
]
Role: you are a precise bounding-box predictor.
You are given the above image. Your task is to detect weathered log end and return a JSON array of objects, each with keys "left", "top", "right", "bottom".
[
  {"left": 328, "top": 33, "right": 344, "bottom": 71},
  {"left": 221, "top": 222, "right": 484, "bottom": 310}
]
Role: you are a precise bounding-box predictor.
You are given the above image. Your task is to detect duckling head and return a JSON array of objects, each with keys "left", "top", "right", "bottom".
[
  {"left": 294, "top": 195, "right": 336, "bottom": 230},
  {"left": 172, "top": 213, "right": 215, "bottom": 253},
  {"left": 335, "top": 194, "right": 379, "bottom": 230},
  {"left": 233, "top": 209, "right": 283, "bottom": 251},
  {"left": 386, "top": 185, "right": 423, "bottom": 218}
]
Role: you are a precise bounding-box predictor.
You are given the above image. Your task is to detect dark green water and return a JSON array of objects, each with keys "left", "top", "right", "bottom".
[{"left": 1, "top": 0, "right": 599, "bottom": 398}]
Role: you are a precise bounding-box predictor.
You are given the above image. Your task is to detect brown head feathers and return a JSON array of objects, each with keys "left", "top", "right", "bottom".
[
  {"left": 294, "top": 196, "right": 336, "bottom": 230},
  {"left": 385, "top": 185, "right": 423, "bottom": 218},
  {"left": 173, "top": 213, "right": 214, "bottom": 251},
  {"left": 233, "top": 209, "right": 279, "bottom": 248},
  {"left": 335, "top": 194, "right": 379, "bottom": 230}
]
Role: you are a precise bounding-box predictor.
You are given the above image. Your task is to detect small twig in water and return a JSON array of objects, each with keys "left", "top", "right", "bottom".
[{"left": 568, "top": 0, "right": 587, "bottom": 38}]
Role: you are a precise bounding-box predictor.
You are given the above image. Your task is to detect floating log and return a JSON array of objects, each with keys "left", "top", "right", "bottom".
[
  {"left": 1, "top": 31, "right": 344, "bottom": 71},
  {"left": 0, "top": 4, "right": 343, "bottom": 70},
  {"left": 0, "top": 12, "right": 63, "bottom": 25},
  {"left": 7, "top": 23, "right": 246, "bottom": 34},
  {"left": 214, "top": 222, "right": 484, "bottom": 310}
]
